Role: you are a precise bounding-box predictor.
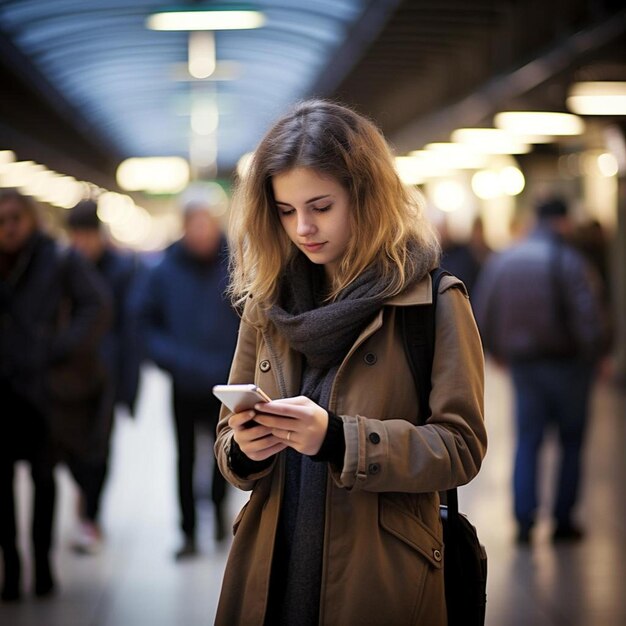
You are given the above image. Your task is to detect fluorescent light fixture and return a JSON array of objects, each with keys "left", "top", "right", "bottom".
[
  {"left": 471, "top": 166, "right": 525, "bottom": 199},
  {"left": 237, "top": 152, "right": 254, "bottom": 179},
  {"left": 421, "top": 143, "right": 489, "bottom": 169},
  {"left": 147, "top": 9, "right": 265, "bottom": 31},
  {"left": 597, "top": 153, "right": 618, "bottom": 177},
  {"left": 190, "top": 134, "right": 218, "bottom": 170},
  {"left": 395, "top": 156, "right": 426, "bottom": 185},
  {"left": 471, "top": 170, "right": 500, "bottom": 200},
  {"left": 395, "top": 154, "right": 455, "bottom": 185},
  {"left": 452, "top": 128, "right": 530, "bottom": 154},
  {"left": 495, "top": 111, "right": 585, "bottom": 136},
  {"left": 431, "top": 180, "right": 466, "bottom": 213},
  {"left": 191, "top": 99, "right": 219, "bottom": 135},
  {"left": 189, "top": 31, "right": 216, "bottom": 79},
  {"left": 0, "top": 150, "right": 16, "bottom": 166},
  {"left": 116, "top": 157, "right": 190, "bottom": 194},
  {"left": 567, "top": 82, "right": 626, "bottom": 115},
  {"left": 499, "top": 166, "right": 525, "bottom": 196},
  {"left": 0, "top": 160, "right": 40, "bottom": 188}
]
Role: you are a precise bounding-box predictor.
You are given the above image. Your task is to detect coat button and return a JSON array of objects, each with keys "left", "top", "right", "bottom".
[
  {"left": 433, "top": 549, "right": 442, "bottom": 562},
  {"left": 259, "top": 360, "right": 271, "bottom": 373},
  {"left": 368, "top": 463, "right": 380, "bottom": 475},
  {"left": 369, "top": 433, "right": 381, "bottom": 444},
  {"left": 364, "top": 352, "right": 377, "bottom": 365}
]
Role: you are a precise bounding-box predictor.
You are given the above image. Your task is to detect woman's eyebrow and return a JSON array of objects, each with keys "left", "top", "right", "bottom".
[{"left": 275, "top": 194, "right": 332, "bottom": 207}]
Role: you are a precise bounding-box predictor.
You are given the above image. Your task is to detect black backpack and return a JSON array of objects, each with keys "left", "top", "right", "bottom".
[{"left": 400, "top": 267, "right": 488, "bottom": 626}]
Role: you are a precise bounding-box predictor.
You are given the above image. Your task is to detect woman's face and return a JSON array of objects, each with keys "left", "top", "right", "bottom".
[{"left": 271, "top": 167, "right": 352, "bottom": 279}]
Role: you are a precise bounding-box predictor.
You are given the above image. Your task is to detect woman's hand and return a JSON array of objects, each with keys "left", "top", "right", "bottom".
[
  {"left": 228, "top": 410, "right": 287, "bottom": 462},
  {"left": 253, "top": 396, "right": 329, "bottom": 456}
]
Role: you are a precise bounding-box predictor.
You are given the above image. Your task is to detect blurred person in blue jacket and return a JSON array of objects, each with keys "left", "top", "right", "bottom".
[
  {"left": 139, "top": 193, "right": 239, "bottom": 558},
  {"left": 0, "top": 189, "right": 111, "bottom": 601},
  {"left": 474, "top": 197, "right": 607, "bottom": 544},
  {"left": 65, "top": 199, "right": 143, "bottom": 555}
]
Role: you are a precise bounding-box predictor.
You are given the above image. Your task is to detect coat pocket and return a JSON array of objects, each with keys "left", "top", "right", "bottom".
[{"left": 379, "top": 496, "right": 444, "bottom": 570}]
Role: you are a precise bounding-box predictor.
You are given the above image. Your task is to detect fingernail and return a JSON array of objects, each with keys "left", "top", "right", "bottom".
[{"left": 248, "top": 410, "right": 256, "bottom": 418}]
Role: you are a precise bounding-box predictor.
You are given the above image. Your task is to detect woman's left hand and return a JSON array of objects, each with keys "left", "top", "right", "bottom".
[{"left": 253, "top": 396, "right": 328, "bottom": 456}]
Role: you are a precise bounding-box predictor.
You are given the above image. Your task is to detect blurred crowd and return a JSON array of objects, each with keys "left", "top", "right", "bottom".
[
  {"left": 0, "top": 186, "right": 616, "bottom": 601},
  {"left": 0, "top": 188, "right": 238, "bottom": 601}
]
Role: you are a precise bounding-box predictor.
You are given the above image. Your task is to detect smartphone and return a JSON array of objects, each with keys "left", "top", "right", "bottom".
[{"left": 212, "top": 384, "right": 272, "bottom": 414}]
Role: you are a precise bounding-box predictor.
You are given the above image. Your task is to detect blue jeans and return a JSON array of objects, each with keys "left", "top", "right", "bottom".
[{"left": 510, "top": 360, "right": 594, "bottom": 529}]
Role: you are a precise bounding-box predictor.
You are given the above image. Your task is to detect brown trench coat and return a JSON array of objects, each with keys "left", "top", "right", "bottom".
[{"left": 214, "top": 274, "right": 487, "bottom": 626}]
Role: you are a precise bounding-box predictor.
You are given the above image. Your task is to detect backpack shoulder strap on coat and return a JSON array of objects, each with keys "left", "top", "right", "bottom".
[
  {"left": 400, "top": 266, "right": 450, "bottom": 424},
  {"left": 400, "top": 266, "right": 459, "bottom": 514}
]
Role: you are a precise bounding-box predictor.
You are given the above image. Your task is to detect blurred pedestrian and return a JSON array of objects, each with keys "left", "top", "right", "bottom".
[
  {"left": 474, "top": 196, "right": 607, "bottom": 544},
  {"left": 441, "top": 216, "right": 492, "bottom": 298},
  {"left": 65, "top": 199, "right": 143, "bottom": 554},
  {"left": 213, "top": 100, "right": 486, "bottom": 626},
  {"left": 139, "top": 195, "right": 239, "bottom": 558},
  {"left": 0, "top": 189, "right": 110, "bottom": 601}
]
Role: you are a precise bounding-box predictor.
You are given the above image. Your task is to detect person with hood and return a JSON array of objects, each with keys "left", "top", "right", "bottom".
[
  {"left": 139, "top": 192, "right": 239, "bottom": 558},
  {"left": 0, "top": 189, "right": 110, "bottom": 600},
  {"left": 213, "top": 100, "right": 487, "bottom": 626}
]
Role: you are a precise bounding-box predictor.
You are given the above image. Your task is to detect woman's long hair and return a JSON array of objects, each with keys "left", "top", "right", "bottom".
[{"left": 228, "top": 100, "right": 440, "bottom": 311}]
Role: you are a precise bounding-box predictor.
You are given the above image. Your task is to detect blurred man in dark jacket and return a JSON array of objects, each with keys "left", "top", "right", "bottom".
[
  {"left": 139, "top": 197, "right": 239, "bottom": 559},
  {"left": 66, "top": 199, "right": 143, "bottom": 554},
  {"left": 474, "top": 197, "right": 607, "bottom": 544},
  {"left": 0, "top": 189, "right": 110, "bottom": 601}
]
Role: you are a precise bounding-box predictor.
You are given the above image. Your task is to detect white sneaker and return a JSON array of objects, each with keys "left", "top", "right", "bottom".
[{"left": 70, "top": 521, "right": 103, "bottom": 555}]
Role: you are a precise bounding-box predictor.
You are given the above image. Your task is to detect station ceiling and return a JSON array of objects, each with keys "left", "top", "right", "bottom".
[{"left": 0, "top": 0, "right": 624, "bottom": 186}]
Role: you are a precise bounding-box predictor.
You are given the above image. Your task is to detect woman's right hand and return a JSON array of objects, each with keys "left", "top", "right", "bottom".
[{"left": 229, "top": 410, "right": 288, "bottom": 461}]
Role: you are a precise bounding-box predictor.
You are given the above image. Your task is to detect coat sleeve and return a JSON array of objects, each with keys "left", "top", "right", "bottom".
[
  {"left": 562, "top": 248, "right": 608, "bottom": 360},
  {"left": 214, "top": 303, "right": 278, "bottom": 491},
  {"left": 330, "top": 283, "right": 487, "bottom": 493}
]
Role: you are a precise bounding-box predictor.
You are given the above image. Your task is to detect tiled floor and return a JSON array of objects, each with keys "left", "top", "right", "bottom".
[{"left": 1, "top": 362, "right": 624, "bottom": 625}]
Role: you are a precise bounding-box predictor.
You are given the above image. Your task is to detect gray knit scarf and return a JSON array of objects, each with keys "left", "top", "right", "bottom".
[{"left": 264, "top": 249, "right": 427, "bottom": 626}]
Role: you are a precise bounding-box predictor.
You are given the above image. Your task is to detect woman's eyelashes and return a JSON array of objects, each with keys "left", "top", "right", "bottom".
[{"left": 278, "top": 204, "right": 332, "bottom": 216}]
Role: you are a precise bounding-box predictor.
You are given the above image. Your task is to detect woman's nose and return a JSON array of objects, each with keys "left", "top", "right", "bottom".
[{"left": 296, "top": 214, "right": 316, "bottom": 237}]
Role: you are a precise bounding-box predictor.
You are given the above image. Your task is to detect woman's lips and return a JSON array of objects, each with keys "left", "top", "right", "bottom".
[{"left": 302, "top": 242, "right": 326, "bottom": 252}]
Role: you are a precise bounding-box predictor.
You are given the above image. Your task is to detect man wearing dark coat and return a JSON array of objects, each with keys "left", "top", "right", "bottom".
[
  {"left": 139, "top": 196, "right": 239, "bottom": 559},
  {"left": 65, "top": 199, "right": 143, "bottom": 554},
  {"left": 0, "top": 189, "right": 111, "bottom": 601},
  {"left": 474, "top": 197, "right": 607, "bottom": 544}
]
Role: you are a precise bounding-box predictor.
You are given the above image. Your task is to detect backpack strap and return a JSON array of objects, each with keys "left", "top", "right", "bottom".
[{"left": 400, "top": 267, "right": 459, "bottom": 517}]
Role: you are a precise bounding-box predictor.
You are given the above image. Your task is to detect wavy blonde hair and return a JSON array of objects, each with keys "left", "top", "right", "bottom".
[{"left": 228, "top": 100, "right": 440, "bottom": 312}]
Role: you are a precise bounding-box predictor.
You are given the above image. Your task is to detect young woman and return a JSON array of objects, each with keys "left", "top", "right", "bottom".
[{"left": 214, "top": 100, "right": 487, "bottom": 626}]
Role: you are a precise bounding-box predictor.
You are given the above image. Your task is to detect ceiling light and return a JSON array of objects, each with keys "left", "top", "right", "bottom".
[
  {"left": 236, "top": 152, "right": 254, "bottom": 179},
  {"left": 471, "top": 170, "right": 501, "bottom": 200},
  {"left": 191, "top": 99, "right": 219, "bottom": 135},
  {"left": 495, "top": 111, "right": 585, "bottom": 136},
  {"left": 421, "top": 143, "right": 488, "bottom": 169},
  {"left": 597, "top": 153, "right": 618, "bottom": 177},
  {"left": 431, "top": 180, "right": 466, "bottom": 213},
  {"left": 189, "top": 31, "right": 216, "bottom": 79},
  {"left": 395, "top": 153, "right": 455, "bottom": 185},
  {"left": 567, "top": 82, "right": 626, "bottom": 115},
  {"left": 395, "top": 156, "right": 425, "bottom": 185},
  {"left": 116, "top": 157, "right": 190, "bottom": 194},
  {"left": 499, "top": 166, "right": 525, "bottom": 196},
  {"left": 147, "top": 9, "right": 265, "bottom": 31},
  {"left": 451, "top": 129, "right": 531, "bottom": 154},
  {"left": 0, "top": 150, "right": 16, "bottom": 167}
]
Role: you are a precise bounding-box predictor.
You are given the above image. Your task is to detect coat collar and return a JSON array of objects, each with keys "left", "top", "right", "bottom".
[{"left": 385, "top": 273, "right": 433, "bottom": 307}]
